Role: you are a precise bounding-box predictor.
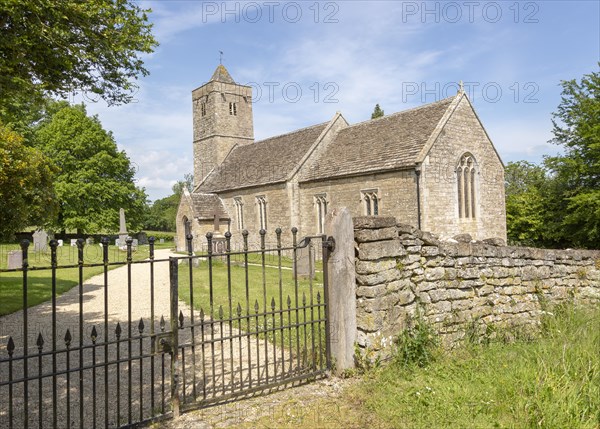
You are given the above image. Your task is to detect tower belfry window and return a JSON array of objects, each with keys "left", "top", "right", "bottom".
[
  {"left": 457, "top": 153, "right": 477, "bottom": 219},
  {"left": 229, "top": 102, "right": 237, "bottom": 116},
  {"left": 201, "top": 102, "right": 206, "bottom": 117}
]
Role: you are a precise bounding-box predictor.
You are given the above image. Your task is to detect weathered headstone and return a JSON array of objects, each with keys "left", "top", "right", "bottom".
[
  {"left": 137, "top": 232, "right": 148, "bottom": 245},
  {"left": 7, "top": 251, "right": 22, "bottom": 269},
  {"left": 294, "top": 241, "right": 316, "bottom": 279},
  {"left": 32, "top": 230, "right": 48, "bottom": 252},
  {"left": 70, "top": 239, "right": 78, "bottom": 247},
  {"left": 57, "top": 239, "right": 64, "bottom": 247}
]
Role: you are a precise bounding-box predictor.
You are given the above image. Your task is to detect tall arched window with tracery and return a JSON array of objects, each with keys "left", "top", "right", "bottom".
[{"left": 457, "top": 153, "right": 477, "bottom": 219}]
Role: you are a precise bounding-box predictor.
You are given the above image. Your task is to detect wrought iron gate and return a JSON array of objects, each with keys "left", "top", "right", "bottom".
[{"left": 0, "top": 229, "right": 333, "bottom": 428}]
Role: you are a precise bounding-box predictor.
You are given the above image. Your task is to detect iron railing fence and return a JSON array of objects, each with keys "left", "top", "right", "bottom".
[{"left": 0, "top": 229, "right": 333, "bottom": 429}]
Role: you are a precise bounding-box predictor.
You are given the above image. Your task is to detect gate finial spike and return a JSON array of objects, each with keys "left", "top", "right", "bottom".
[{"left": 37, "top": 332, "right": 45, "bottom": 349}]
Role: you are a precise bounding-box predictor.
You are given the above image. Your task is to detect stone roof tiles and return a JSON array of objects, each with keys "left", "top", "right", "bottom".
[
  {"left": 299, "top": 96, "right": 455, "bottom": 182},
  {"left": 198, "top": 122, "right": 329, "bottom": 193},
  {"left": 190, "top": 193, "right": 230, "bottom": 220},
  {"left": 209, "top": 64, "right": 235, "bottom": 84}
]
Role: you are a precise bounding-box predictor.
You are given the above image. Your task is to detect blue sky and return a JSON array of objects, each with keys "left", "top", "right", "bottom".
[{"left": 77, "top": 1, "right": 599, "bottom": 202}]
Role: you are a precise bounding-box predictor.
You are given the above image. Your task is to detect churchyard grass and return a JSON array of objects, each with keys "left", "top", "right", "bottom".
[
  {"left": 238, "top": 305, "right": 600, "bottom": 428},
  {"left": 0, "top": 243, "right": 155, "bottom": 316}
]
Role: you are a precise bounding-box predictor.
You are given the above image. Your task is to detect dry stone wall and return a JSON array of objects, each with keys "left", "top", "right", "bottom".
[{"left": 353, "top": 216, "right": 600, "bottom": 360}]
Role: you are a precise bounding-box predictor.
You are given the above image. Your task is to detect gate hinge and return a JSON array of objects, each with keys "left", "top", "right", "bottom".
[{"left": 323, "top": 236, "right": 335, "bottom": 253}]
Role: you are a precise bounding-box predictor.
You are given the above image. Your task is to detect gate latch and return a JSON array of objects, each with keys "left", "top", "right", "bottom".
[
  {"left": 154, "top": 332, "right": 173, "bottom": 355},
  {"left": 323, "top": 236, "right": 335, "bottom": 253}
]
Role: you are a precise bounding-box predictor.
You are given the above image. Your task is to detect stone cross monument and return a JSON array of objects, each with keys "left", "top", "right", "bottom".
[{"left": 118, "top": 208, "right": 128, "bottom": 245}]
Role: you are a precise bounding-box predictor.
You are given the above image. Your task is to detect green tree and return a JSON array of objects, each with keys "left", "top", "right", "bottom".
[
  {"left": 143, "top": 195, "right": 179, "bottom": 232},
  {"left": 371, "top": 104, "right": 384, "bottom": 119},
  {"left": 34, "top": 103, "right": 147, "bottom": 234},
  {"left": 171, "top": 173, "right": 194, "bottom": 196},
  {"left": 0, "top": 0, "right": 158, "bottom": 108},
  {"left": 143, "top": 175, "right": 193, "bottom": 232},
  {"left": 504, "top": 161, "right": 549, "bottom": 246},
  {"left": 0, "top": 122, "right": 57, "bottom": 239},
  {"left": 544, "top": 66, "right": 600, "bottom": 248}
]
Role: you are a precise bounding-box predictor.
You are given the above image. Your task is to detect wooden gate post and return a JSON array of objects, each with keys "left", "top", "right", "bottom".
[
  {"left": 324, "top": 207, "right": 356, "bottom": 373},
  {"left": 168, "top": 257, "right": 180, "bottom": 417}
]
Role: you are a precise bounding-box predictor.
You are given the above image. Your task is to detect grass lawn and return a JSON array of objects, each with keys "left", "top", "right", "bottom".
[
  {"left": 241, "top": 305, "right": 600, "bottom": 428},
  {"left": 178, "top": 254, "right": 326, "bottom": 365},
  {"left": 0, "top": 243, "right": 172, "bottom": 316}
]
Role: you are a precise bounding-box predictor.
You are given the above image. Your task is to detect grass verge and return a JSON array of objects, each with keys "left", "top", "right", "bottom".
[{"left": 243, "top": 305, "right": 600, "bottom": 428}]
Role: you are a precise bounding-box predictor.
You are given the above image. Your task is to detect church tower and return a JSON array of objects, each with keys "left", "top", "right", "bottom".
[{"left": 192, "top": 65, "right": 254, "bottom": 185}]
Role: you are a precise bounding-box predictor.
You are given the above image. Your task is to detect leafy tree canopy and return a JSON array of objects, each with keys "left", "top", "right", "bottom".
[
  {"left": 371, "top": 104, "right": 384, "bottom": 119},
  {"left": 34, "top": 103, "right": 147, "bottom": 233},
  {"left": 171, "top": 173, "right": 194, "bottom": 196},
  {"left": 504, "top": 161, "right": 548, "bottom": 246},
  {"left": 545, "top": 66, "right": 600, "bottom": 247},
  {"left": 505, "top": 66, "right": 600, "bottom": 249},
  {"left": 143, "top": 174, "right": 193, "bottom": 232},
  {"left": 0, "top": 0, "right": 158, "bottom": 108},
  {"left": 0, "top": 122, "right": 57, "bottom": 239}
]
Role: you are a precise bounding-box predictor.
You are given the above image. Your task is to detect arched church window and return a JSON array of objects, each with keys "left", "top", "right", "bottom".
[
  {"left": 362, "top": 190, "right": 379, "bottom": 216},
  {"left": 256, "top": 196, "right": 267, "bottom": 230},
  {"left": 234, "top": 197, "right": 244, "bottom": 230},
  {"left": 315, "top": 194, "right": 328, "bottom": 234},
  {"left": 457, "top": 153, "right": 477, "bottom": 219}
]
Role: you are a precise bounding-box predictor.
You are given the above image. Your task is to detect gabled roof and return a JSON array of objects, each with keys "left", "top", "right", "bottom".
[
  {"left": 299, "top": 96, "right": 455, "bottom": 182},
  {"left": 209, "top": 64, "right": 235, "bottom": 84},
  {"left": 190, "top": 192, "right": 229, "bottom": 220},
  {"left": 198, "top": 122, "right": 329, "bottom": 193}
]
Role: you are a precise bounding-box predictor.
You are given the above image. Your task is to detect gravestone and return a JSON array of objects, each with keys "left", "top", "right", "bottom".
[
  {"left": 116, "top": 237, "right": 138, "bottom": 250},
  {"left": 7, "top": 251, "right": 22, "bottom": 269},
  {"left": 86, "top": 237, "right": 94, "bottom": 245},
  {"left": 294, "top": 241, "right": 316, "bottom": 279},
  {"left": 70, "top": 239, "right": 78, "bottom": 247},
  {"left": 137, "top": 232, "right": 148, "bottom": 245},
  {"left": 57, "top": 240, "right": 64, "bottom": 247},
  {"left": 32, "top": 230, "right": 48, "bottom": 252}
]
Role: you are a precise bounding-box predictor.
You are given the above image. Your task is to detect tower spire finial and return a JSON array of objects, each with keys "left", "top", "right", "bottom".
[
  {"left": 219, "top": 50, "right": 224, "bottom": 65},
  {"left": 459, "top": 80, "right": 464, "bottom": 93}
]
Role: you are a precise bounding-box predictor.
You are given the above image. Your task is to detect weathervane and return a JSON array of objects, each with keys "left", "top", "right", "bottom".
[{"left": 219, "top": 51, "right": 224, "bottom": 65}]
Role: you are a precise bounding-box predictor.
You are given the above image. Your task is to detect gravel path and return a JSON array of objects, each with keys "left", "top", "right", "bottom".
[{"left": 0, "top": 249, "right": 189, "bottom": 428}]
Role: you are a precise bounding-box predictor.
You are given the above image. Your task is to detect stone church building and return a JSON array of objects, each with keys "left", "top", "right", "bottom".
[{"left": 176, "top": 65, "right": 506, "bottom": 251}]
